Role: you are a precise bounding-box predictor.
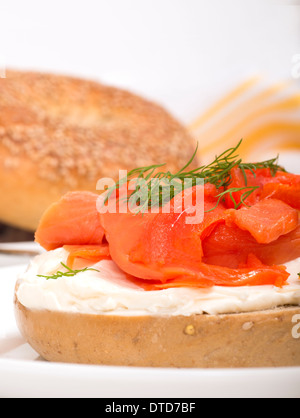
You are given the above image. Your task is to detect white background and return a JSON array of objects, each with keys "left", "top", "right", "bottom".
[{"left": 0, "top": 0, "right": 299, "bottom": 122}]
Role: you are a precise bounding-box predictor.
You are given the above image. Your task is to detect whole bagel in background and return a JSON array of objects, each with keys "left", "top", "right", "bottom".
[{"left": 0, "top": 70, "right": 197, "bottom": 231}]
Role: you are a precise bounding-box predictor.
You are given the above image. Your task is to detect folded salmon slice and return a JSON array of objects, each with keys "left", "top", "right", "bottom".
[
  {"left": 35, "top": 192, "right": 105, "bottom": 251},
  {"left": 138, "top": 261, "right": 289, "bottom": 290},
  {"left": 261, "top": 182, "right": 300, "bottom": 210},
  {"left": 101, "top": 185, "right": 229, "bottom": 281},
  {"left": 232, "top": 198, "right": 299, "bottom": 244},
  {"left": 64, "top": 244, "right": 111, "bottom": 269},
  {"left": 202, "top": 223, "right": 300, "bottom": 268}
]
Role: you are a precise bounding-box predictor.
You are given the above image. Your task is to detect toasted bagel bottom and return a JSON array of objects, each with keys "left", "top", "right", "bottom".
[{"left": 14, "top": 296, "right": 300, "bottom": 368}]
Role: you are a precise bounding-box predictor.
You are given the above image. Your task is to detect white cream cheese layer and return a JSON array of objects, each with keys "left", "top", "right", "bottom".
[{"left": 16, "top": 248, "right": 300, "bottom": 316}]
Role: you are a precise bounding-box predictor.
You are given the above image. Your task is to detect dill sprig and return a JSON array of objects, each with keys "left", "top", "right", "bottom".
[
  {"left": 105, "top": 139, "right": 285, "bottom": 213},
  {"left": 206, "top": 186, "right": 260, "bottom": 213},
  {"left": 37, "top": 263, "right": 100, "bottom": 280}
]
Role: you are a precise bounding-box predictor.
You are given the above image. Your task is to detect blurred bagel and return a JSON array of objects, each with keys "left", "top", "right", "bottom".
[{"left": 0, "top": 70, "right": 196, "bottom": 231}]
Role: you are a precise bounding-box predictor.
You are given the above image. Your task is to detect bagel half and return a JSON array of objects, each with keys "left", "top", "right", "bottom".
[
  {"left": 14, "top": 295, "right": 300, "bottom": 368},
  {"left": 0, "top": 70, "right": 196, "bottom": 231}
]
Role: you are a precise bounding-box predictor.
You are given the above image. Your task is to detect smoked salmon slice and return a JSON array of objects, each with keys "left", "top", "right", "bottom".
[
  {"left": 147, "top": 262, "right": 289, "bottom": 289},
  {"left": 101, "top": 185, "right": 232, "bottom": 283},
  {"left": 226, "top": 167, "right": 300, "bottom": 210},
  {"left": 261, "top": 183, "right": 300, "bottom": 210},
  {"left": 35, "top": 192, "right": 105, "bottom": 251},
  {"left": 202, "top": 222, "right": 300, "bottom": 269},
  {"left": 232, "top": 198, "right": 299, "bottom": 244},
  {"left": 63, "top": 244, "right": 111, "bottom": 269}
]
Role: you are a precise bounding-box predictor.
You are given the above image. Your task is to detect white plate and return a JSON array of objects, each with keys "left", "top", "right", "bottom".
[{"left": 0, "top": 257, "right": 300, "bottom": 398}]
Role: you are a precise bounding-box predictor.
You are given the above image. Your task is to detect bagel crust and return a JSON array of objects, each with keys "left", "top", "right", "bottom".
[
  {"left": 14, "top": 296, "right": 300, "bottom": 368},
  {"left": 0, "top": 70, "right": 196, "bottom": 231}
]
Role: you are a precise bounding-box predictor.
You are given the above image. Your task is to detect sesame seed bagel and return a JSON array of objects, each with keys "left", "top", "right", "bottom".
[
  {"left": 14, "top": 296, "right": 300, "bottom": 368},
  {"left": 0, "top": 70, "right": 196, "bottom": 231}
]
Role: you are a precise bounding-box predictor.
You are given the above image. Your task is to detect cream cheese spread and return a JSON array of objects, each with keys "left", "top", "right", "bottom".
[{"left": 16, "top": 248, "right": 300, "bottom": 316}]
